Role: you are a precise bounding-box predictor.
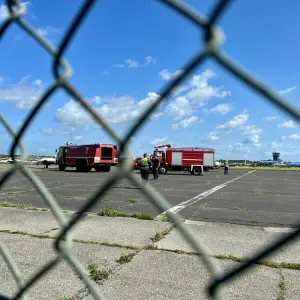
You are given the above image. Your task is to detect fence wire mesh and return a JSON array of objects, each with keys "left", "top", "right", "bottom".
[{"left": 1, "top": 0, "right": 300, "bottom": 299}]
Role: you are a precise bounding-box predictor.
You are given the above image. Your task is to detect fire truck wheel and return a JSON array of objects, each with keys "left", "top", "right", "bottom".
[
  {"left": 94, "top": 166, "right": 102, "bottom": 172},
  {"left": 158, "top": 166, "right": 167, "bottom": 175},
  {"left": 103, "top": 165, "right": 111, "bottom": 172},
  {"left": 192, "top": 167, "right": 201, "bottom": 175}
]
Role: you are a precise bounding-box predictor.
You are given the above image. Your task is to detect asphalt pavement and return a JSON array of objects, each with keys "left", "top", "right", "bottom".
[{"left": 1, "top": 164, "right": 300, "bottom": 227}]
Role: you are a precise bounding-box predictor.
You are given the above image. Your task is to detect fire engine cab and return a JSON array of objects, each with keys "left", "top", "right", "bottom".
[
  {"left": 56, "top": 143, "right": 118, "bottom": 172},
  {"left": 153, "top": 144, "right": 215, "bottom": 175}
]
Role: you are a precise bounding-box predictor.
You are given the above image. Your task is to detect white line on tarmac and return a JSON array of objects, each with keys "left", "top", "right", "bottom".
[
  {"left": 183, "top": 220, "right": 297, "bottom": 233},
  {"left": 249, "top": 172, "right": 262, "bottom": 179},
  {"left": 157, "top": 170, "right": 256, "bottom": 217},
  {"left": 184, "top": 220, "right": 296, "bottom": 233}
]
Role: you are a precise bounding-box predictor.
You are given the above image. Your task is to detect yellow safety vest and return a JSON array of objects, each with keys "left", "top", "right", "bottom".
[{"left": 140, "top": 158, "right": 149, "bottom": 167}]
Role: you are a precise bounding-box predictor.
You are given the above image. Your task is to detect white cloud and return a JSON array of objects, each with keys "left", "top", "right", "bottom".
[
  {"left": 56, "top": 92, "right": 161, "bottom": 127},
  {"left": 281, "top": 134, "right": 300, "bottom": 141},
  {"left": 181, "top": 69, "right": 230, "bottom": 107},
  {"left": 113, "top": 56, "right": 156, "bottom": 68},
  {"left": 205, "top": 131, "right": 219, "bottom": 142},
  {"left": 113, "top": 63, "right": 125, "bottom": 68},
  {"left": 278, "top": 86, "right": 297, "bottom": 95},
  {"left": 277, "top": 120, "right": 300, "bottom": 128},
  {"left": 242, "top": 125, "right": 262, "bottom": 146},
  {"left": 165, "top": 96, "right": 193, "bottom": 119},
  {"left": 223, "top": 143, "right": 251, "bottom": 154},
  {"left": 0, "top": 1, "right": 30, "bottom": 20},
  {"left": 264, "top": 116, "right": 278, "bottom": 121},
  {"left": 172, "top": 116, "right": 200, "bottom": 130},
  {"left": 151, "top": 137, "right": 167, "bottom": 145},
  {"left": 0, "top": 76, "right": 44, "bottom": 110},
  {"left": 159, "top": 69, "right": 184, "bottom": 81},
  {"left": 217, "top": 112, "right": 249, "bottom": 129},
  {"left": 113, "top": 59, "right": 138, "bottom": 68},
  {"left": 0, "top": 4, "right": 8, "bottom": 20},
  {"left": 124, "top": 59, "right": 138, "bottom": 68},
  {"left": 91, "top": 96, "right": 102, "bottom": 104},
  {"left": 73, "top": 135, "right": 82, "bottom": 141},
  {"left": 145, "top": 56, "right": 156, "bottom": 65},
  {"left": 43, "top": 128, "right": 70, "bottom": 135},
  {"left": 164, "top": 69, "right": 231, "bottom": 118},
  {"left": 204, "top": 104, "right": 232, "bottom": 115},
  {"left": 33, "top": 79, "right": 42, "bottom": 86},
  {"left": 37, "top": 26, "right": 60, "bottom": 39}
]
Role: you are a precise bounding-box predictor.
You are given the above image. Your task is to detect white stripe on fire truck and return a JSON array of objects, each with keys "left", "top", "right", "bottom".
[
  {"left": 181, "top": 159, "right": 202, "bottom": 160},
  {"left": 157, "top": 170, "right": 256, "bottom": 217}
]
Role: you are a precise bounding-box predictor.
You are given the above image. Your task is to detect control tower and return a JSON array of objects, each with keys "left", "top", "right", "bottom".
[{"left": 272, "top": 152, "right": 280, "bottom": 161}]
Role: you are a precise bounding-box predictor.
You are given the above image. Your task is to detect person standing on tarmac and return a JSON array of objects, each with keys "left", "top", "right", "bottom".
[
  {"left": 140, "top": 153, "right": 152, "bottom": 184},
  {"left": 224, "top": 160, "right": 229, "bottom": 175},
  {"left": 151, "top": 154, "right": 160, "bottom": 180}
]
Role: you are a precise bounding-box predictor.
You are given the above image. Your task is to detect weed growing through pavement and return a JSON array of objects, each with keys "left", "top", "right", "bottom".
[
  {"left": 277, "top": 271, "right": 287, "bottom": 300},
  {"left": 87, "top": 264, "right": 112, "bottom": 282},
  {"left": 59, "top": 296, "right": 75, "bottom": 300},
  {"left": 151, "top": 227, "right": 173, "bottom": 242},
  {"left": 0, "top": 201, "right": 49, "bottom": 211},
  {"left": 234, "top": 207, "right": 248, "bottom": 211},
  {"left": 99, "top": 208, "right": 154, "bottom": 220},
  {"left": 2, "top": 228, "right": 300, "bottom": 271},
  {"left": 128, "top": 198, "right": 137, "bottom": 203},
  {"left": 116, "top": 253, "right": 136, "bottom": 264},
  {"left": 155, "top": 215, "right": 169, "bottom": 222},
  {"left": 52, "top": 194, "right": 65, "bottom": 198}
]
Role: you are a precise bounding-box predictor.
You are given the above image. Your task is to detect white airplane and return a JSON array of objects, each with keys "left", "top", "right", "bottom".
[
  {"left": 7, "top": 158, "right": 22, "bottom": 164},
  {"left": 214, "top": 161, "right": 222, "bottom": 168},
  {"left": 33, "top": 157, "right": 56, "bottom": 167}
]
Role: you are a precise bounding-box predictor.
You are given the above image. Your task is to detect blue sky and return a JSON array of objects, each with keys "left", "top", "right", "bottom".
[{"left": 1, "top": 0, "right": 300, "bottom": 161}]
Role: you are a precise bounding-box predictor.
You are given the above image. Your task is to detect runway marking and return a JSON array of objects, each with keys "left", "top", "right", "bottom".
[
  {"left": 250, "top": 172, "right": 262, "bottom": 179},
  {"left": 157, "top": 171, "right": 256, "bottom": 217},
  {"left": 184, "top": 220, "right": 297, "bottom": 233}
]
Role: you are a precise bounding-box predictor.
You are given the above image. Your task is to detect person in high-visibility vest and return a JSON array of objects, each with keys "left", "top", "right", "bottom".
[
  {"left": 140, "top": 153, "right": 152, "bottom": 184},
  {"left": 224, "top": 160, "right": 229, "bottom": 175}
]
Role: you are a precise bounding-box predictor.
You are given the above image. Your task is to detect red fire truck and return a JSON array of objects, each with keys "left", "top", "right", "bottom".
[
  {"left": 153, "top": 144, "right": 215, "bottom": 175},
  {"left": 56, "top": 143, "right": 118, "bottom": 172}
]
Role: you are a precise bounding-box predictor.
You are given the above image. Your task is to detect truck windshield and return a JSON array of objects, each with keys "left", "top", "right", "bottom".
[{"left": 154, "top": 151, "right": 163, "bottom": 157}]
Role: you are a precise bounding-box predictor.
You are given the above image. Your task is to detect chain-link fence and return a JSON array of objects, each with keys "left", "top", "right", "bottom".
[{"left": 1, "top": 0, "right": 300, "bottom": 299}]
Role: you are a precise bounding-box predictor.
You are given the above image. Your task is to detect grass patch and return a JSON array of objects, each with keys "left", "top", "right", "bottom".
[
  {"left": 214, "top": 254, "right": 300, "bottom": 271},
  {"left": 0, "top": 201, "right": 49, "bottom": 212},
  {"left": 234, "top": 207, "right": 248, "bottom": 211},
  {"left": 59, "top": 296, "right": 75, "bottom": 300},
  {"left": 2, "top": 228, "right": 300, "bottom": 272},
  {"left": 9, "top": 230, "right": 52, "bottom": 239},
  {"left": 87, "top": 263, "right": 112, "bottom": 282},
  {"left": 52, "top": 194, "right": 65, "bottom": 198},
  {"left": 151, "top": 227, "right": 173, "bottom": 243},
  {"left": 87, "top": 193, "right": 98, "bottom": 201},
  {"left": 116, "top": 253, "right": 136, "bottom": 264},
  {"left": 128, "top": 198, "right": 137, "bottom": 204},
  {"left": 131, "top": 213, "right": 154, "bottom": 220},
  {"left": 0, "top": 229, "right": 143, "bottom": 250},
  {"left": 144, "top": 243, "right": 158, "bottom": 250},
  {"left": 155, "top": 215, "right": 169, "bottom": 222},
  {"left": 73, "top": 239, "right": 142, "bottom": 250},
  {"left": 99, "top": 208, "right": 154, "bottom": 220},
  {"left": 277, "top": 271, "right": 286, "bottom": 300}
]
